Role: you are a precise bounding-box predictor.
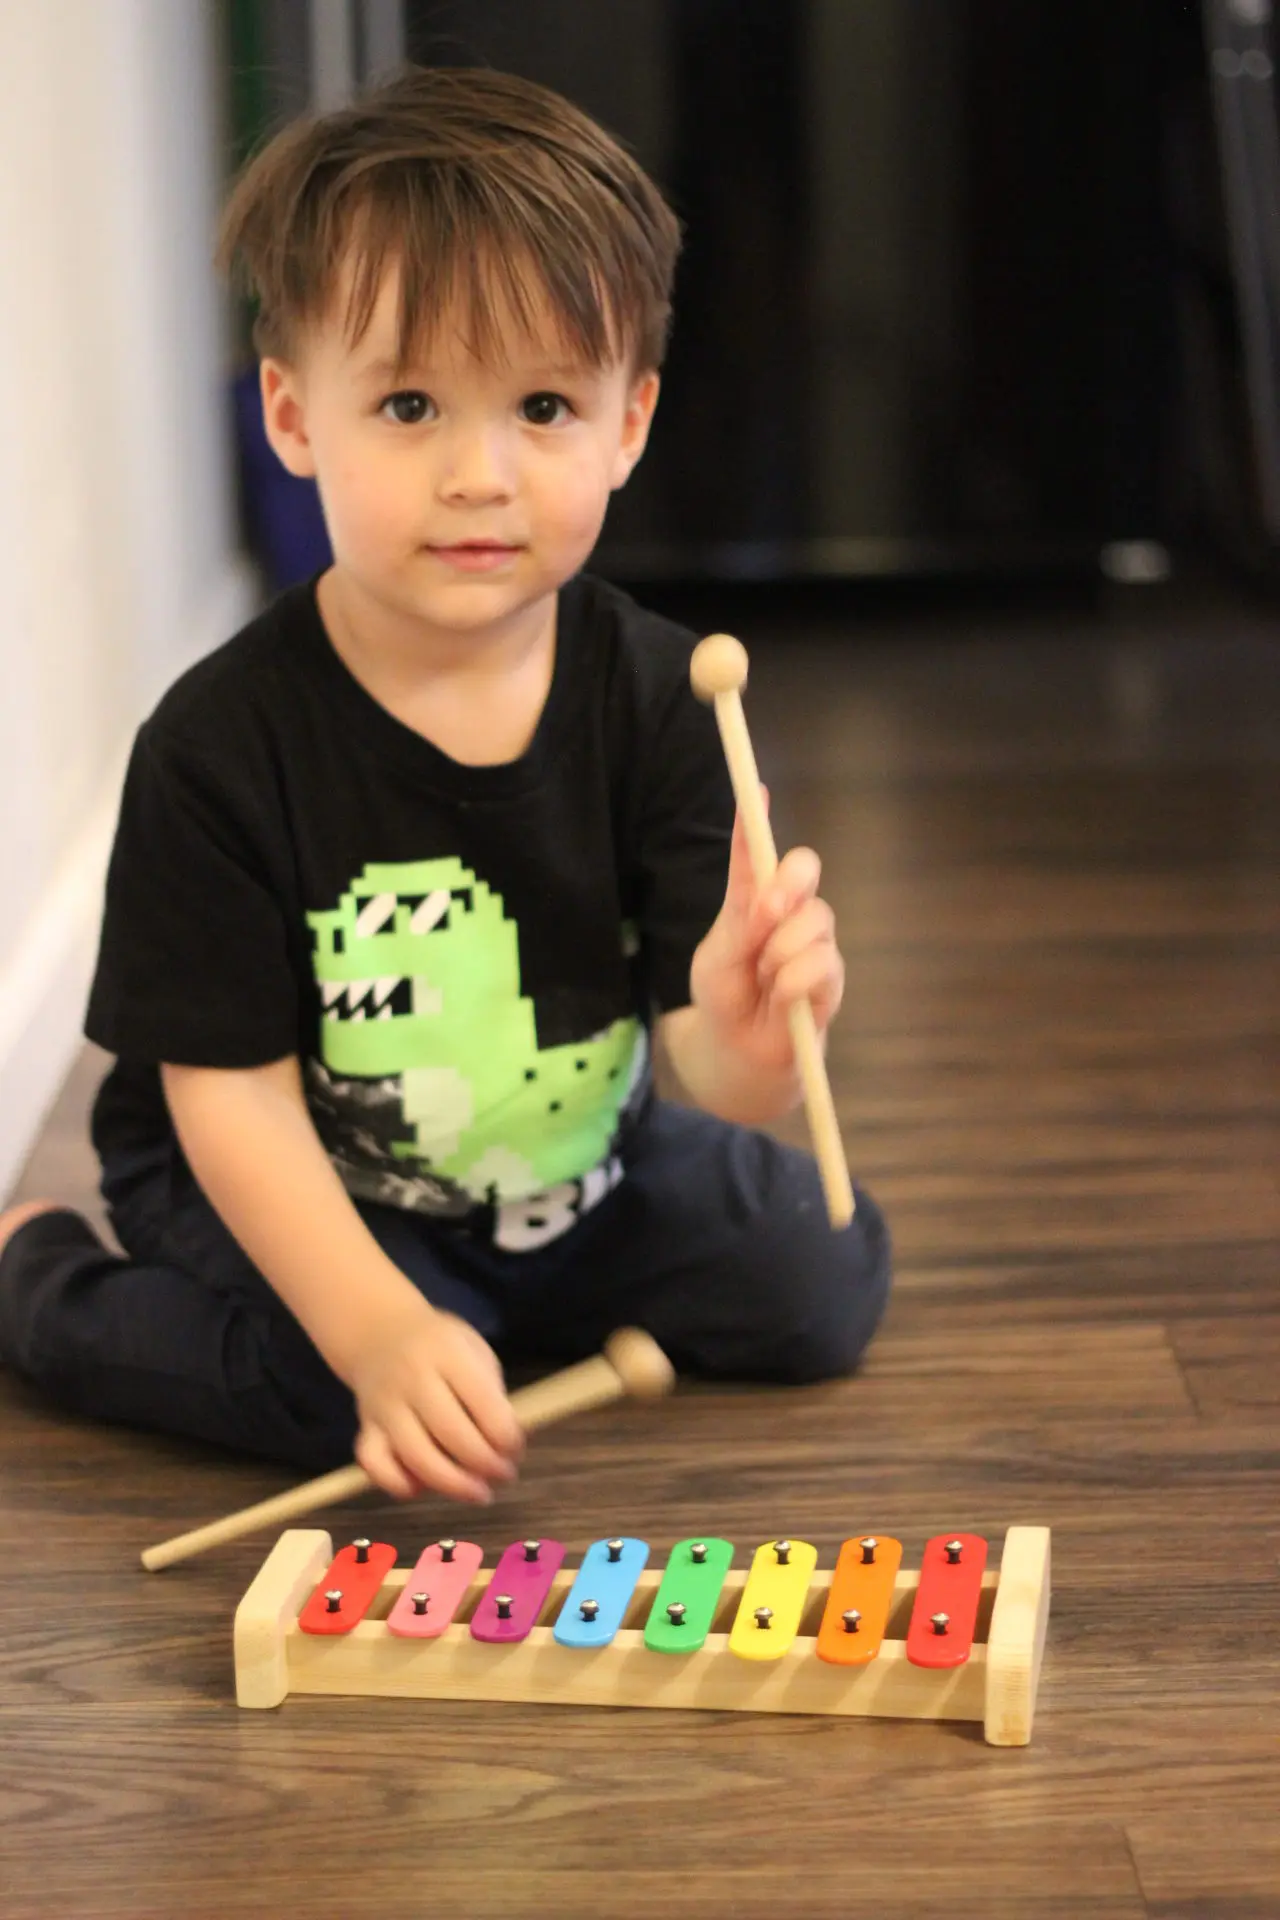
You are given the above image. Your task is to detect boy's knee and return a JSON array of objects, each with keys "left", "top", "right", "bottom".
[
  {"left": 659, "top": 1179, "right": 892, "bottom": 1385},
  {"left": 763, "top": 1185, "right": 893, "bottom": 1382}
]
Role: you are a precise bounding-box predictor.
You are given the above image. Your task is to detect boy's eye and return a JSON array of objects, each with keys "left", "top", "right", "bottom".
[
  {"left": 379, "top": 390, "right": 434, "bottom": 425},
  {"left": 519, "top": 391, "right": 573, "bottom": 427}
]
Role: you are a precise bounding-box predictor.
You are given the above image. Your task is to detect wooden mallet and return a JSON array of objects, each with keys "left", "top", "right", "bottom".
[
  {"left": 690, "top": 632, "right": 855, "bottom": 1230},
  {"left": 140, "top": 1327, "right": 675, "bottom": 1572}
]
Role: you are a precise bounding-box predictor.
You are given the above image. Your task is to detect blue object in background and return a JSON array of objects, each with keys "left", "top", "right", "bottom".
[{"left": 231, "top": 365, "right": 332, "bottom": 591}]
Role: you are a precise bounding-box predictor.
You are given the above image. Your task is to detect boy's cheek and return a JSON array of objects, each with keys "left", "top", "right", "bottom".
[
  {"left": 555, "top": 466, "right": 620, "bottom": 539},
  {"left": 327, "top": 478, "right": 406, "bottom": 548}
]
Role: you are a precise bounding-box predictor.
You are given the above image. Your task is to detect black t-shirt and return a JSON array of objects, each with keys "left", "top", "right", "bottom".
[{"left": 85, "top": 571, "right": 733, "bottom": 1250}]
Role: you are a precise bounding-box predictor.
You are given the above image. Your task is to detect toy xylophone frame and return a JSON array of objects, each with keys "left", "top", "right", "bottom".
[{"left": 235, "top": 1523, "right": 1051, "bottom": 1745}]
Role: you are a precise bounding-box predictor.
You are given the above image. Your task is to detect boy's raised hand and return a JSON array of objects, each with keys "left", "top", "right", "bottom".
[
  {"left": 689, "top": 799, "right": 845, "bottom": 1078},
  {"left": 350, "top": 1294, "right": 525, "bottom": 1502}
]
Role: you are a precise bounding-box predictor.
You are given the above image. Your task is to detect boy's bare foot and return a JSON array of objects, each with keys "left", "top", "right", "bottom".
[{"left": 0, "top": 1200, "right": 63, "bottom": 1263}]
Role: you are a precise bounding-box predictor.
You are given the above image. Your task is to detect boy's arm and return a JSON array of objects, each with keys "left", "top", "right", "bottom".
[
  {"left": 163, "top": 1056, "right": 412, "bottom": 1369},
  {"left": 160, "top": 1057, "right": 523, "bottom": 1501}
]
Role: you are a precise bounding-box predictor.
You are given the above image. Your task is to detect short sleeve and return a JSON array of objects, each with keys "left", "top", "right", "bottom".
[
  {"left": 630, "top": 674, "right": 735, "bottom": 1013},
  {"left": 84, "top": 724, "right": 300, "bottom": 1066}
]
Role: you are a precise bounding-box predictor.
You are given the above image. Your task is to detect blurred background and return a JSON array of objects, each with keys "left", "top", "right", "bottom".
[
  {"left": 221, "top": 0, "right": 1280, "bottom": 597},
  {"left": 1, "top": 0, "right": 1278, "bottom": 1199}
]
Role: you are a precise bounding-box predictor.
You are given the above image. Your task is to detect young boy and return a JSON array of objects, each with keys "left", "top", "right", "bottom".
[{"left": 0, "top": 66, "right": 889, "bottom": 1503}]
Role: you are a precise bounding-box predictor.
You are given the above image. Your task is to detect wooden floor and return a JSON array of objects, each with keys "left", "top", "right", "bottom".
[{"left": 2, "top": 577, "right": 1278, "bottom": 1918}]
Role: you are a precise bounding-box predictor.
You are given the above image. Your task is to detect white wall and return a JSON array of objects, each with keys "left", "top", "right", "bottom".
[{"left": 0, "top": 0, "right": 258, "bottom": 1199}]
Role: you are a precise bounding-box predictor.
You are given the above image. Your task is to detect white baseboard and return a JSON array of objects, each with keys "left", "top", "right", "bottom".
[{"left": 0, "top": 557, "right": 261, "bottom": 1202}]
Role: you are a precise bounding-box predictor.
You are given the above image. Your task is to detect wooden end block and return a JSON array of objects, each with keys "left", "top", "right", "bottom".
[
  {"left": 234, "top": 1529, "right": 334, "bottom": 1709},
  {"left": 984, "top": 1525, "right": 1052, "bottom": 1746}
]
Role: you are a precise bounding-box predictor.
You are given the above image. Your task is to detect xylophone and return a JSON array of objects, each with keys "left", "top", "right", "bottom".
[{"left": 234, "top": 1522, "right": 1051, "bottom": 1744}]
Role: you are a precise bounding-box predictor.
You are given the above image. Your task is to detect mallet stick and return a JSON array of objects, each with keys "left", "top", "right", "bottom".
[
  {"left": 690, "top": 632, "right": 855, "bottom": 1229},
  {"left": 141, "top": 1327, "right": 674, "bottom": 1572}
]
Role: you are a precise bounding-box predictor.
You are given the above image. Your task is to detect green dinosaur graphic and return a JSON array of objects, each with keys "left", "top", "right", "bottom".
[{"left": 306, "top": 857, "right": 641, "bottom": 1204}]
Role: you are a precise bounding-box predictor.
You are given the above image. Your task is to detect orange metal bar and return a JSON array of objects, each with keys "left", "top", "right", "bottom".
[{"left": 816, "top": 1534, "right": 903, "bottom": 1666}]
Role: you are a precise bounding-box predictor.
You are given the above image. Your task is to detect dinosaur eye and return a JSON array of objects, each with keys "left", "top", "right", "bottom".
[
  {"left": 404, "top": 890, "right": 451, "bottom": 935},
  {"left": 349, "top": 892, "right": 397, "bottom": 939}
]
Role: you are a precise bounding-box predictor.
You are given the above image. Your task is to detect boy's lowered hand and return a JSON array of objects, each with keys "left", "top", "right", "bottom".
[
  {"left": 689, "top": 799, "right": 845, "bottom": 1081},
  {"left": 349, "top": 1294, "right": 525, "bottom": 1503}
]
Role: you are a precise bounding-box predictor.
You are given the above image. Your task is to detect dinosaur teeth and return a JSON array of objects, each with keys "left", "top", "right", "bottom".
[{"left": 321, "top": 977, "right": 417, "bottom": 1021}]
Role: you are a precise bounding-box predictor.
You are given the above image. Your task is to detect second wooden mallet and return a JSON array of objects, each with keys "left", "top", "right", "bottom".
[
  {"left": 690, "top": 631, "right": 855, "bottom": 1229},
  {"left": 140, "top": 1327, "right": 675, "bottom": 1572}
]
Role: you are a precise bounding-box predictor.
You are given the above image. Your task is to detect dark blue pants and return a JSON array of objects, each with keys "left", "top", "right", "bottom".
[{"left": 0, "top": 1102, "right": 891, "bottom": 1472}]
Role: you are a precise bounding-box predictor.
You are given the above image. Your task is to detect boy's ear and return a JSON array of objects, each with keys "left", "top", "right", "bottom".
[
  {"left": 260, "top": 358, "right": 318, "bottom": 479},
  {"left": 610, "top": 370, "right": 661, "bottom": 490}
]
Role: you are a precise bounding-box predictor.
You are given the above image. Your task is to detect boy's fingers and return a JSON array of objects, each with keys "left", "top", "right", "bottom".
[
  {"left": 769, "top": 945, "right": 845, "bottom": 1018},
  {"left": 764, "top": 845, "right": 821, "bottom": 915},
  {"left": 721, "top": 816, "right": 753, "bottom": 918},
  {"left": 412, "top": 1380, "right": 517, "bottom": 1486},
  {"left": 758, "top": 896, "right": 836, "bottom": 980},
  {"left": 355, "top": 1424, "right": 419, "bottom": 1502},
  {"left": 723, "top": 792, "right": 771, "bottom": 917},
  {"left": 450, "top": 1340, "right": 525, "bottom": 1458},
  {"left": 384, "top": 1405, "right": 495, "bottom": 1505}
]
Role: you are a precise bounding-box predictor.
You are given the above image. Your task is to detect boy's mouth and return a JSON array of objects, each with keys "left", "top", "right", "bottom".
[{"left": 426, "top": 539, "right": 523, "bottom": 572}]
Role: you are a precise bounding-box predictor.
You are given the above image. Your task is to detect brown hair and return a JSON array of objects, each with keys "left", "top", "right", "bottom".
[{"left": 216, "top": 65, "right": 682, "bottom": 374}]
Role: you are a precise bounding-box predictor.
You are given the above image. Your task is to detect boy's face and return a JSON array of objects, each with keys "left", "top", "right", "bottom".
[{"left": 260, "top": 258, "right": 659, "bottom": 639}]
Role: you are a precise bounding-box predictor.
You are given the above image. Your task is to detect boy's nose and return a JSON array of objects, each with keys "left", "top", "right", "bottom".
[{"left": 436, "top": 427, "right": 517, "bottom": 503}]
